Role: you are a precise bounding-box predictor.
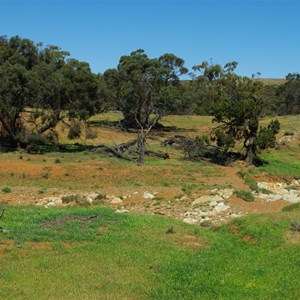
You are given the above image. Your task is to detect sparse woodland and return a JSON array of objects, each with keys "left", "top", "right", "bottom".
[{"left": 0, "top": 35, "right": 299, "bottom": 165}]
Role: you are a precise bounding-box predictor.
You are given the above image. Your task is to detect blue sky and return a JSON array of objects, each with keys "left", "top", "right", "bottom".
[{"left": 1, "top": 0, "right": 299, "bottom": 78}]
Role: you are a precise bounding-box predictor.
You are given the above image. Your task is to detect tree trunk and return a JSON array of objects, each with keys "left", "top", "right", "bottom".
[
  {"left": 245, "top": 136, "right": 256, "bottom": 164},
  {"left": 137, "top": 130, "right": 145, "bottom": 164}
]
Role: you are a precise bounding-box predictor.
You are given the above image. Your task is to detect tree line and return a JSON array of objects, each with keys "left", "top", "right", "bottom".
[{"left": 0, "top": 36, "right": 299, "bottom": 164}]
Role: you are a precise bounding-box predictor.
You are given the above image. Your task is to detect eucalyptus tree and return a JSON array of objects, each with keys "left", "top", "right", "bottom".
[
  {"left": 204, "top": 62, "right": 280, "bottom": 164},
  {"left": 282, "top": 73, "right": 300, "bottom": 114},
  {"left": 103, "top": 49, "right": 188, "bottom": 163},
  {"left": 0, "top": 36, "right": 39, "bottom": 147},
  {"left": 0, "top": 35, "right": 104, "bottom": 149}
]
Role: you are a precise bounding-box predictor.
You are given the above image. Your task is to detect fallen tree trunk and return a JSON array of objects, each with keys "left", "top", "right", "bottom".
[
  {"left": 91, "top": 138, "right": 170, "bottom": 162},
  {"left": 145, "top": 150, "right": 169, "bottom": 159},
  {"left": 91, "top": 144, "right": 135, "bottom": 162}
]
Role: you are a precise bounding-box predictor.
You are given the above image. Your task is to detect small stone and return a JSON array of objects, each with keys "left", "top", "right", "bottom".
[
  {"left": 198, "top": 210, "right": 211, "bottom": 217},
  {"left": 45, "top": 201, "right": 56, "bottom": 208},
  {"left": 192, "top": 195, "right": 223, "bottom": 206},
  {"left": 110, "top": 197, "right": 123, "bottom": 204},
  {"left": 86, "top": 197, "right": 93, "bottom": 204},
  {"left": 217, "top": 189, "right": 234, "bottom": 199},
  {"left": 143, "top": 191, "right": 155, "bottom": 199},
  {"left": 115, "top": 209, "right": 129, "bottom": 213},
  {"left": 230, "top": 213, "right": 240, "bottom": 218},
  {"left": 87, "top": 192, "right": 100, "bottom": 200},
  {"left": 214, "top": 202, "right": 230, "bottom": 213},
  {"left": 200, "top": 217, "right": 210, "bottom": 223},
  {"left": 282, "top": 194, "right": 300, "bottom": 203},
  {"left": 183, "top": 217, "right": 198, "bottom": 224}
]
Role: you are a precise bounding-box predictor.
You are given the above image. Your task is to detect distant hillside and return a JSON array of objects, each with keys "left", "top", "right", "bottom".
[
  {"left": 255, "top": 78, "right": 286, "bottom": 85},
  {"left": 181, "top": 78, "right": 286, "bottom": 86}
]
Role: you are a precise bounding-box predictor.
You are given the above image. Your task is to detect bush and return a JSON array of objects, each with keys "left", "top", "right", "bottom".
[
  {"left": 282, "top": 202, "right": 300, "bottom": 212},
  {"left": 24, "top": 133, "right": 49, "bottom": 146},
  {"left": 2, "top": 187, "right": 12, "bottom": 193},
  {"left": 86, "top": 127, "right": 97, "bottom": 139},
  {"left": 234, "top": 190, "right": 254, "bottom": 202},
  {"left": 68, "top": 121, "right": 81, "bottom": 140}
]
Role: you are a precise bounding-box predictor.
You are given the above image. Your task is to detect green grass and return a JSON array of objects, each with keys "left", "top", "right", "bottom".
[
  {"left": 259, "top": 151, "right": 300, "bottom": 178},
  {"left": 0, "top": 206, "right": 300, "bottom": 299},
  {"left": 234, "top": 190, "right": 255, "bottom": 202}
]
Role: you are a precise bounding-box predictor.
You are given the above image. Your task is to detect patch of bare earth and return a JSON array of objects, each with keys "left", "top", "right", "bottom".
[
  {"left": 286, "top": 231, "right": 300, "bottom": 245},
  {"left": 174, "top": 234, "right": 207, "bottom": 250},
  {"left": 0, "top": 153, "right": 295, "bottom": 226}
]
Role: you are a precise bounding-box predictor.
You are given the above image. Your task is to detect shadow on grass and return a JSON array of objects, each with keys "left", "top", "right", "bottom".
[
  {"left": 25, "top": 143, "right": 95, "bottom": 154},
  {"left": 88, "top": 119, "right": 196, "bottom": 133}
]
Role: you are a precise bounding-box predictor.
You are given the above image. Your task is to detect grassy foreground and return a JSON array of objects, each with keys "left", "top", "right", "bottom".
[{"left": 0, "top": 205, "right": 300, "bottom": 299}]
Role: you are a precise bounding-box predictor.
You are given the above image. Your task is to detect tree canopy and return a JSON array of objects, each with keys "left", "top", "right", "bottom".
[
  {"left": 0, "top": 35, "right": 104, "bottom": 148},
  {"left": 103, "top": 49, "right": 188, "bottom": 129},
  {"left": 0, "top": 35, "right": 295, "bottom": 165}
]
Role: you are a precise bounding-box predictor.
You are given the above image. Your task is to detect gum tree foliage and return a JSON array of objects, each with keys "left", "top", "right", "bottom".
[
  {"left": 192, "top": 61, "right": 280, "bottom": 164},
  {"left": 282, "top": 73, "right": 300, "bottom": 114},
  {"left": 103, "top": 50, "right": 188, "bottom": 163},
  {"left": 0, "top": 36, "right": 39, "bottom": 147},
  {"left": 103, "top": 50, "right": 188, "bottom": 129},
  {"left": 0, "top": 35, "right": 103, "bottom": 148},
  {"left": 187, "top": 61, "right": 237, "bottom": 115}
]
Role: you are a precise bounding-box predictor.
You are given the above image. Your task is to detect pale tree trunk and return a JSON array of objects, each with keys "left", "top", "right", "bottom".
[
  {"left": 245, "top": 136, "right": 257, "bottom": 164},
  {"left": 137, "top": 130, "right": 146, "bottom": 165}
]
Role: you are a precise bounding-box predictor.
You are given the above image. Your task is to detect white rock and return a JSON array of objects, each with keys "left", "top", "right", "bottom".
[
  {"left": 292, "top": 180, "right": 300, "bottom": 187},
  {"left": 45, "top": 201, "right": 56, "bottom": 208},
  {"left": 230, "top": 213, "right": 240, "bottom": 218},
  {"left": 184, "top": 211, "right": 193, "bottom": 216},
  {"left": 256, "top": 193, "right": 283, "bottom": 202},
  {"left": 214, "top": 202, "right": 230, "bottom": 213},
  {"left": 86, "top": 197, "right": 93, "bottom": 204},
  {"left": 282, "top": 194, "right": 300, "bottom": 203},
  {"left": 110, "top": 197, "right": 123, "bottom": 204},
  {"left": 198, "top": 210, "right": 211, "bottom": 217},
  {"left": 143, "top": 191, "right": 155, "bottom": 199},
  {"left": 217, "top": 189, "right": 234, "bottom": 199},
  {"left": 87, "top": 192, "right": 100, "bottom": 200},
  {"left": 183, "top": 217, "right": 198, "bottom": 224},
  {"left": 289, "top": 189, "right": 300, "bottom": 196},
  {"left": 115, "top": 209, "right": 129, "bottom": 213},
  {"left": 192, "top": 195, "right": 223, "bottom": 206},
  {"left": 200, "top": 217, "right": 210, "bottom": 223},
  {"left": 257, "top": 182, "right": 270, "bottom": 189},
  {"left": 41, "top": 196, "right": 62, "bottom": 204}
]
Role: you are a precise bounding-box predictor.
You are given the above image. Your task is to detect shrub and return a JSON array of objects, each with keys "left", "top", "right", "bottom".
[
  {"left": 2, "top": 187, "right": 12, "bottom": 193},
  {"left": 61, "top": 194, "right": 81, "bottom": 203},
  {"left": 284, "top": 131, "right": 294, "bottom": 136},
  {"left": 234, "top": 190, "right": 254, "bottom": 202},
  {"left": 68, "top": 120, "right": 81, "bottom": 140},
  {"left": 41, "top": 173, "right": 49, "bottom": 179},
  {"left": 244, "top": 177, "right": 258, "bottom": 191},
  {"left": 86, "top": 127, "right": 97, "bottom": 139},
  {"left": 282, "top": 202, "right": 300, "bottom": 212}
]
